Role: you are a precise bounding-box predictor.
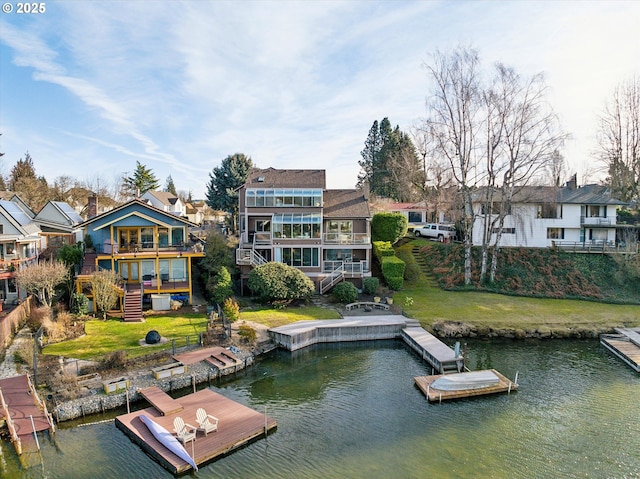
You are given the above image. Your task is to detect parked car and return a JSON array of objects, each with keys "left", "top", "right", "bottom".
[{"left": 413, "top": 223, "right": 456, "bottom": 242}]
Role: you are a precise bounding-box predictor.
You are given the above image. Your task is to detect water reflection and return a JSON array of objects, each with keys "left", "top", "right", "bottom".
[{"left": 1, "top": 339, "right": 639, "bottom": 479}]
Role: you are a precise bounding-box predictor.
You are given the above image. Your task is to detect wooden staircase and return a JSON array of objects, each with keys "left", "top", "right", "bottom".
[{"left": 124, "top": 290, "right": 143, "bottom": 322}]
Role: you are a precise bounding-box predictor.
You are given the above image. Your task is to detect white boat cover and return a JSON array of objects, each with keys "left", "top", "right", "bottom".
[
  {"left": 139, "top": 414, "right": 198, "bottom": 471},
  {"left": 430, "top": 370, "right": 500, "bottom": 391}
]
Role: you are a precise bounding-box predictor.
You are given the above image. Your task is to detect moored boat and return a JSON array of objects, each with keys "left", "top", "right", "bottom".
[{"left": 430, "top": 370, "right": 500, "bottom": 391}]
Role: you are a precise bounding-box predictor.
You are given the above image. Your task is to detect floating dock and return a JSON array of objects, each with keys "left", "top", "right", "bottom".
[
  {"left": 414, "top": 369, "right": 518, "bottom": 402},
  {"left": 600, "top": 328, "right": 640, "bottom": 372},
  {"left": 115, "top": 388, "right": 277, "bottom": 474}
]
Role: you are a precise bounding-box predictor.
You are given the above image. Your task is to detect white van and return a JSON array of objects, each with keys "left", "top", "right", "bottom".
[{"left": 413, "top": 223, "right": 456, "bottom": 242}]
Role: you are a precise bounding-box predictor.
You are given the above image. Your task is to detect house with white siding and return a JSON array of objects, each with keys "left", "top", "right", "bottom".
[{"left": 471, "top": 180, "right": 629, "bottom": 250}]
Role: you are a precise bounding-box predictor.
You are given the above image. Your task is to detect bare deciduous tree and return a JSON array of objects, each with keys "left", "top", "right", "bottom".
[
  {"left": 90, "top": 269, "right": 121, "bottom": 319},
  {"left": 16, "top": 261, "right": 69, "bottom": 308},
  {"left": 596, "top": 74, "right": 640, "bottom": 203},
  {"left": 422, "top": 47, "right": 482, "bottom": 285}
]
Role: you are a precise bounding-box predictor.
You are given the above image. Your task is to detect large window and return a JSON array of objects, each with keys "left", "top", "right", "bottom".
[
  {"left": 273, "top": 213, "right": 321, "bottom": 239},
  {"left": 537, "top": 203, "right": 560, "bottom": 219},
  {"left": 547, "top": 228, "right": 564, "bottom": 239},
  {"left": 408, "top": 212, "right": 422, "bottom": 223},
  {"left": 275, "top": 247, "right": 319, "bottom": 267},
  {"left": 246, "top": 189, "right": 322, "bottom": 208}
]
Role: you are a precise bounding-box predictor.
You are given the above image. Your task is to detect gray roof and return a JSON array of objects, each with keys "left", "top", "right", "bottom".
[
  {"left": 472, "top": 184, "right": 627, "bottom": 206},
  {"left": 245, "top": 168, "right": 326, "bottom": 189},
  {"left": 323, "top": 190, "right": 371, "bottom": 218}
]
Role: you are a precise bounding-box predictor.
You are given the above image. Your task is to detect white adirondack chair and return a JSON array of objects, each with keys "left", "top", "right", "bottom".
[
  {"left": 196, "top": 407, "right": 219, "bottom": 436},
  {"left": 173, "top": 416, "right": 197, "bottom": 444}
]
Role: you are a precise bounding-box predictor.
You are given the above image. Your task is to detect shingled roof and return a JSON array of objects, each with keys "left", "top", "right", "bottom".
[
  {"left": 323, "top": 189, "right": 371, "bottom": 218},
  {"left": 245, "top": 168, "right": 326, "bottom": 189},
  {"left": 472, "top": 184, "right": 627, "bottom": 206}
]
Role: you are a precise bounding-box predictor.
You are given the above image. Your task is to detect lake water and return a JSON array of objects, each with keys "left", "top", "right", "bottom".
[{"left": 2, "top": 339, "right": 639, "bottom": 479}]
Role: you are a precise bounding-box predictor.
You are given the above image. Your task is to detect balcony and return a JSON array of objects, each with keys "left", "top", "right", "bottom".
[
  {"left": 323, "top": 260, "right": 369, "bottom": 275},
  {"left": 323, "top": 233, "right": 370, "bottom": 245},
  {"left": 95, "top": 241, "right": 201, "bottom": 255},
  {"left": 580, "top": 216, "right": 612, "bottom": 227}
]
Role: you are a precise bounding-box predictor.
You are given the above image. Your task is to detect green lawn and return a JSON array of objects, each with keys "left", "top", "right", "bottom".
[
  {"left": 42, "top": 314, "right": 208, "bottom": 360},
  {"left": 393, "top": 239, "right": 640, "bottom": 331},
  {"left": 239, "top": 305, "right": 341, "bottom": 328}
]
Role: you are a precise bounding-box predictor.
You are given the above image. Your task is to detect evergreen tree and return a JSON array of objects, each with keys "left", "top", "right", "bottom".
[
  {"left": 122, "top": 161, "right": 160, "bottom": 197},
  {"left": 357, "top": 119, "right": 422, "bottom": 201},
  {"left": 9, "top": 151, "right": 36, "bottom": 190},
  {"left": 164, "top": 175, "right": 177, "bottom": 196},
  {"left": 206, "top": 153, "right": 253, "bottom": 232}
]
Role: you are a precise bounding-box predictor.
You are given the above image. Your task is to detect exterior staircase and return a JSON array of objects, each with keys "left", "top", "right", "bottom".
[
  {"left": 124, "top": 290, "right": 143, "bottom": 322},
  {"left": 320, "top": 264, "right": 345, "bottom": 294}
]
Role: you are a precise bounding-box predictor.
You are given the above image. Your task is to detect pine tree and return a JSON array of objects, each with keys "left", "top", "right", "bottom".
[
  {"left": 122, "top": 161, "right": 160, "bottom": 197},
  {"left": 164, "top": 175, "right": 177, "bottom": 196},
  {"left": 206, "top": 153, "right": 253, "bottom": 233}
]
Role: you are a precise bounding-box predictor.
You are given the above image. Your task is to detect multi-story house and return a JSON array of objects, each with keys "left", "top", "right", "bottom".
[
  {"left": 34, "top": 200, "right": 84, "bottom": 260},
  {"left": 0, "top": 198, "right": 41, "bottom": 303},
  {"left": 140, "top": 190, "right": 187, "bottom": 217},
  {"left": 236, "top": 168, "right": 372, "bottom": 294},
  {"left": 76, "top": 199, "right": 205, "bottom": 319},
  {"left": 471, "top": 179, "right": 629, "bottom": 250}
]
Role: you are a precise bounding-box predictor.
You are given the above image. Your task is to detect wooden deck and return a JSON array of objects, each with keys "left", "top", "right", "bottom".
[
  {"left": 115, "top": 388, "right": 277, "bottom": 474},
  {"left": 601, "top": 328, "right": 640, "bottom": 372},
  {"left": 173, "top": 346, "right": 241, "bottom": 369},
  {"left": 414, "top": 369, "right": 518, "bottom": 402},
  {"left": 0, "top": 375, "right": 54, "bottom": 455},
  {"left": 139, "top": 386, "right": 183, "bottom": 416}
]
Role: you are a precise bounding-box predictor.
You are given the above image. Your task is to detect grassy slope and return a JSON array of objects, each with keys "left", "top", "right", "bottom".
[{"left": 393, "top": 239, "right": 640, "bottom": 332}]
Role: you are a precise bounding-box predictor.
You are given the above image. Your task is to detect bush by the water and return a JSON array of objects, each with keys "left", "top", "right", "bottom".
[
  {"left": 248, "top": 262, "right": 315, "bottom": 303},
  {"left": 363, "top": 277, "right": 379, "bottom": 295},
  {"left": 382, "top": 256, "right": 405, "bottom": 290},
  {"left": 422, "top": 243, "right": 640, "bottom": 303},
  {"left": 332, "top": 281, "right": 359, "bottom": 303}
]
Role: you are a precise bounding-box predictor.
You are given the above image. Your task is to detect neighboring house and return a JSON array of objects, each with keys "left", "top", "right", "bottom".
[
  {"left": 75, "top": 199, "right": 205, "bottom": 316},
  {"left": 34, "top": 201, "right": 84, "bottom": 260},
  {"left": 236, "top": 167, "right": 372, "bottom": 294},
  {"left": 141, "top": 191, "right": 186, "bottom": 217},
  {"left": 471, "top": 180, "right": 629, "bottom": 250},
  {"left": 0, "top": 199, "right": 41, "bottom": 303}
]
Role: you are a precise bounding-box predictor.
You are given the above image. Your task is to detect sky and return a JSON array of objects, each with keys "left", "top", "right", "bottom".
[{"left": 1, "top": 0, "right": 639, "bottom": 200}]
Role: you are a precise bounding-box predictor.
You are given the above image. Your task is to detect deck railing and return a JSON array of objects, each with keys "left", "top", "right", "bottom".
[
  {"left": 552, "top": 240, "right": 638, "bottom": 254},
  {"left": 323, "top": 233, "right": 370, "bottom": 244}
]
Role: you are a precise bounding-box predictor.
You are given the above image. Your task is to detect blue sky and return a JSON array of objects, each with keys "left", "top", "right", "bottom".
[{"left": 1, "top": 0, "right": 638, "bottom": 200}]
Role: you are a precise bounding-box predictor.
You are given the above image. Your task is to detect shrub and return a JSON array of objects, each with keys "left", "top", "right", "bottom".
[
  {"left": 363, "top": 277, "right": 379, "bottom": 295},
  {"left": 209, "top": 266, "right": 233, "bottom": 305},
  {"left": 371, "top": 213, "right": 408, "bottom": 243},
  {"left": 373, "top": 241, "right": 396, "bottom": 262},
  {"left": 248, "top": 262, "right": 315, "bottom": 303},
  {"left": 101, "top": 350, "right": 127, "bottom": 370},
  {"left": 71, "top": 292, "right": 89, "bottom": 316},
  {"left": 223, "top": 297, "right": 240, "bottom": 322},
  {"left": 238, "top": 324, "right": 257, "bottom": 344},
  {"left": 382, "top": 256, "right": 405, "bottom": 290},
  {"left": 332, "top": 281, "right": 359, "bottom": 303}
]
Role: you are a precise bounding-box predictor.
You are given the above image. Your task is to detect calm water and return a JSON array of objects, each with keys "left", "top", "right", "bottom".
[{"left": 2, "top": 339, "right": 639, "bottom": 479}]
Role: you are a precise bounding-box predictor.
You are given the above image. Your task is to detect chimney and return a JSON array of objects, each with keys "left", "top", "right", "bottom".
[
  {"left": 566, "top": 173, "right": 577, "bottom": 190},
  {"left": 88, "top": 194, "right": 98, "bottom": 218}
]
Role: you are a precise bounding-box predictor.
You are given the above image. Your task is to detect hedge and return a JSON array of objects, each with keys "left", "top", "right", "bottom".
[
  {"left": 371, "top": 213, "right": 408, "bottom": 243},
  {"left": 382, "top": 256, "right": 405, "bottom": 290},
  {"left": 373, "top": 241, "right": 396, "bottom": 262}
]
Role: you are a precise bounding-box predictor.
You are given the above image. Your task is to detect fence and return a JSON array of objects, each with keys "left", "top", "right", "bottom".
[{"left": 0, "top": 297, "right": 33, "bottom": 355}]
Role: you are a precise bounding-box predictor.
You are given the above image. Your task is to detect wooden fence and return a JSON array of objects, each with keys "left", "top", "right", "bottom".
[{"left": 0, "top": 297, "right": 33, "bottom": 354}]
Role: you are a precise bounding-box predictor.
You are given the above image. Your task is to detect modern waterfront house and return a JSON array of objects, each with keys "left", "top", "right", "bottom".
[{"left": 236, "top": 168, "right": 372, "bottom": 293}]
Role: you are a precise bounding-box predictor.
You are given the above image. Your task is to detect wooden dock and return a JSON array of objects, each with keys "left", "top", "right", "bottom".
[
  {"left": 0, "top": 374, "right": 55, "bottom": 455},
  {"left": 601, "top": 328, "right": 640, "bottom": 372},
  {"left": 139, "top": 386, "right": 183, "bottom": 416},
  {"left": 414, "top": 369, "right": 518, "bottom": 402},
  {"left": 173, "top": 346, "right": 242, "bottom": 370},
  {"left": 115, "top": 388, "right": 277, "bottom": 474},
  {"left": 401, "top": 326, "right": 464, "bottom": 373}
]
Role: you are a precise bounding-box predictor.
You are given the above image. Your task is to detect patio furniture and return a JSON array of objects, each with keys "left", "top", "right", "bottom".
[{"left": 195, "top": 407, "right": 219, "bottom": 436}]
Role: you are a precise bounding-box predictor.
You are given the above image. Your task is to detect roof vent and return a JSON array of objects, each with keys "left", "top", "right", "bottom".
[{"left": 257, "top": 176, "right": 265, "bottom": 182}]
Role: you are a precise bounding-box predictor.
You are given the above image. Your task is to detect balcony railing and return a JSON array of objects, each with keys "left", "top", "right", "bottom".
[
  {"left": 95, "top": 241, "right": 199, "bottom": 254},
  {"left": 323, "top": 233, "right": 370, "bottom": 245},
  {"left": 580, "top": 216, "right": 612, "bottom": 226},
  {"left": 552, "top": 240, "right": 637, "bottom": 253},
  {"left": 323, "top": 260, "right": 369, "bottom": 274}
]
